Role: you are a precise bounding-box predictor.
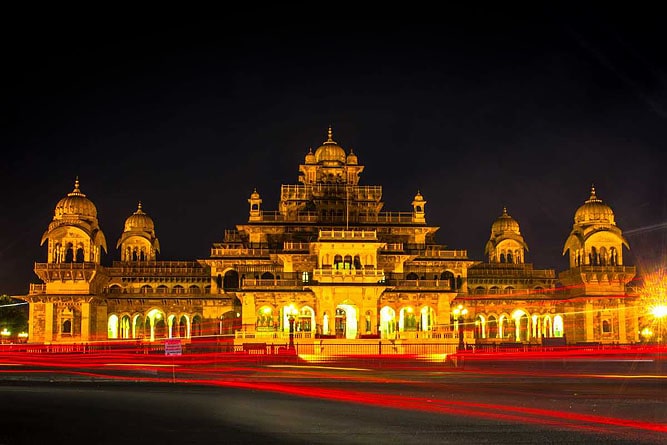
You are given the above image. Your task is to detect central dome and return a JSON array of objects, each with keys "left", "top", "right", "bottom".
[
  {"left": 574, "top": 186, "right": 615, "bottom": 225},
  {"left": 314, "top": 127, "right": 346, "bottom": 165},
  {"left": 54, "top": 178, "right": 97, "bottom": 219}
]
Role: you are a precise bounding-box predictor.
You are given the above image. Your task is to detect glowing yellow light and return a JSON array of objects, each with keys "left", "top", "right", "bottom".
[
  {"left": 641, "top": 327, "right": 653, "bottom": 339},
  {"left": 285, "top": 304, "right": 298, "bottom": 316},
  {"left": 18, "top": 332, "right": 28, "bottom": 338},
  {"left": 0, "top": 328, "right": 10, "bottom": 337},
  {"left": 651, "top": 305, "right": 667, "bottom": 318},
  {"left": 452, "top": 304, "right": 468, "bottom": 317}
]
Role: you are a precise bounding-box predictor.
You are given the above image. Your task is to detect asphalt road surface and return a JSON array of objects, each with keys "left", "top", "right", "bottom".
[
  {"left": 0, "top": 380, "right": 663, "bottom": 445},
  {"left": 0, "top": 354, "right": 664, "bottom": 444}
]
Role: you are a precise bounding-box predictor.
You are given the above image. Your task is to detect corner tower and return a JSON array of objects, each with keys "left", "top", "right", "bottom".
[
  {"left": 40, "top": 177, "right": 107, "bottom": 265},
  {"left": 560, "top": 185, "right": 635, "bottom": 295},
  {"left": 28, "top": 178, "right": 110, "bottom": 343}
]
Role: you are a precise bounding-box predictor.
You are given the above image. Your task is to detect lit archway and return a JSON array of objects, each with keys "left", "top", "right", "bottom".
[{"left": 380, "top": 306, "right": 396, "bottom": 339}]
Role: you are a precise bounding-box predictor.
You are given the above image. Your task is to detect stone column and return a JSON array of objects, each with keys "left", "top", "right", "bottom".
[
  {"left": 81, "top": 302, "right": 90, "bottom": 342},
  {"left": 44, "top": 302, "right": 54, "bottom": 343}
]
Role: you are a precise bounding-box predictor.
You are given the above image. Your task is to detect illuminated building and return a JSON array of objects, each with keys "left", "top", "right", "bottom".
[{"left": 18, "top": 128, "right": 640, "bottom": 346}]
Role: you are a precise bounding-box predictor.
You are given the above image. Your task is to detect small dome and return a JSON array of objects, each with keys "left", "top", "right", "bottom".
[
  {"left": 574, "top": 186, "right": 615, "bottom": 224},
  {"left": 346, "top": 149, "right": 358, "bottom": 165},
  {"left": 491, "top": 207, "right": 520, "bottom": 234},
  {"left": 413, "top": 190, "right": 425, "bottom": 202},
  {"left": 305, "top": 148, "right": 316, "bottom": 164},
  {"left": 123, "top": 202, "right": 155, "bottom": 232},
  {"left": 54, "top": 178, "right": 97, "bottom": 219},
  {"left": 314, "top": 126, "right": 346, "bottom": 165},
  {"left": 250, "top": 188, "right": 260, "bottom": 200}
]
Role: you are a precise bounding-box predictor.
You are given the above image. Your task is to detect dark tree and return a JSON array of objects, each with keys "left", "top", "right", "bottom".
[{"left": 0, "top": 295, "right": 28, "bottom": 339}]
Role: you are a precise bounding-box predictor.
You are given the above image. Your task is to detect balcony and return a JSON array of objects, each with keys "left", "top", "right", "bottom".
[
  {"left": 385, "top": 279, "right": 452, "bottom": 290},
  {"left": 29, "top": 283, "right": 46, "bottom": 295},
  {"left": 210, "top": 247, "right": 271, "bottom": 257},
  {"left": 241, "top": 279, "right": 304, "bottom": 290},
  {"left": 312, "top": 268, "right": 386, "bottom": 284},
  {"left": 318, "top": 229, "right": 377, "bottom": 241}
]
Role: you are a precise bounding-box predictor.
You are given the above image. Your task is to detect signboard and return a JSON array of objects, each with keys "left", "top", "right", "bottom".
[{"left": 164, "top": 338, "right": 182, "bottom": 356}]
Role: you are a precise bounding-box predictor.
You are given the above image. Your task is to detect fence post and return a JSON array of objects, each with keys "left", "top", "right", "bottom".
[{"left": 378, "top": 341, "right": 382, "bottom": 355}]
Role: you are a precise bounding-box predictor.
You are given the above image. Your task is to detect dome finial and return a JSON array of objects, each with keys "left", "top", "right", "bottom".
[
  {"left": 136, "top": 201, "right": 143, "bottom": 213},
  {"left": 502, "top": 206, "right": 508, "bottom": 216},
  {"left": 327, "top": 125, "right": 333, "bottom": 142},
  {"left": 586, "top": 184, "right": 601, "bottom": 203},
  {"left": 69, "top": 176, "right": 85, "bottom": 197}
]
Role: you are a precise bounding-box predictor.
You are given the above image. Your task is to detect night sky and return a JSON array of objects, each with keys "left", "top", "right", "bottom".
[{"left": 4, "top": 7, "right": 666, "bottom": 295}]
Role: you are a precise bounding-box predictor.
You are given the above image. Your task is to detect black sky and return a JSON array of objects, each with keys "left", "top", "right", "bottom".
[{"left": 3, "top": 6, "right": 666, "bottom": 295}]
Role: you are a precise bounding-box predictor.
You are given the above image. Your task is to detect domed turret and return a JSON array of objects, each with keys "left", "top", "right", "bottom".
[
  {"left": 41, "top": 177, "right": 107, "bottom": 264},
  {"left": 485, "top": 207, "right": 528, "bottom": 263},
  {"left": 574, "top": 185, "right": 615, "bottom": 225},
  {"left": 53, "top": 177, "right": 97, "bottom": 220},
  {"left": 314, "top": 126, "right": 347, "bottom": 165},
  {"left": 346, "top": 149, "right": 358, "bottom": 165},
  {"left": 305, "top": 147, "right": 316, "bottom": 164},
  {"left": 563, "top": 185, "right": 628, "bottom": 269},
  {"left": 117, "top": 201, "right": 160, "bottom": 261},
  {"left": 123, "top": 202, "right": 155, "bottom": 233},
  {"left": 491, "top": 207, "right": 520, "bottom": 235}
]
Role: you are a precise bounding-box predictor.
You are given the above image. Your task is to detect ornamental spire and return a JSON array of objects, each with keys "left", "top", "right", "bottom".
[
  {"left": 69, "top": 176, "right": 85, "bottom": 197},
  {"left": 586, "top": 184, "right": 601, "bottom": 203}
]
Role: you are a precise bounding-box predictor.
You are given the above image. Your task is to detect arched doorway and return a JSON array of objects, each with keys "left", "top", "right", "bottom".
[
  {"left": 336, "top": 304, "right": 358, "bottom": 339},
  {"left": 380, "top": 306, "right": 396, "bottom": 339}
]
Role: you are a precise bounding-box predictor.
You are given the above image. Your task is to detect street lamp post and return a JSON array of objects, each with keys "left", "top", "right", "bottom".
[
  {"left": 452, "top": 304, "right": 468, "bottom": 351},
  {"left": 288, "top": 314, "right": 295, "bottom": 350}
]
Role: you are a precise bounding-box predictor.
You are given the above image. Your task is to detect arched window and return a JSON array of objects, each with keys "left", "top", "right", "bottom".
[
  {"left": 488, "top": 315, "right": 497, "bottom": 338},
  {"left": 223, "top": 270, "right": 240, "bottom": 290},
  {"left": 75, "top": 244, "right": 85, "bottom": 262},
  {"left": 62, "top": 319, "right": 72, "bottom": 334},
  {"left": 440, "top": 271, "right": 455, "bottom": 289},
  {"left": 65, "top": 243, "right": 74, "bottom": 262},
  {"left": 191, "top": 315, "right": 202, "bottom": 337}
]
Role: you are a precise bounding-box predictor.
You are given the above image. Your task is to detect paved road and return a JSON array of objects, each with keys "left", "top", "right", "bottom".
[
  {"left": 0, "top": 380, "right": 663, "bottom": 445},
  {"left": 0, "top": 354, "right": 665, "bottom": 444}
]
